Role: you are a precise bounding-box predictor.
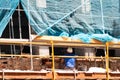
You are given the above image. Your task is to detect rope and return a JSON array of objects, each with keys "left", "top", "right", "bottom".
[
  {"left": 18, "top": 4, "right": 22, "bottom": 39},
  {"left": 9, "top": 19, "right": 13, "bottom": 56}
]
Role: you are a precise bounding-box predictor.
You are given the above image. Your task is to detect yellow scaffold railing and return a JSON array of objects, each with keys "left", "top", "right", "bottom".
[{"left": 106, "top": 42, "right": 109, "bottom": 80}]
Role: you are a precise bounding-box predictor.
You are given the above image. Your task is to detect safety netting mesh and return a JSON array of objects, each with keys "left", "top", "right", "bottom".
[{"left": 1, "top": 0, "right": 120, "bottom": 43}]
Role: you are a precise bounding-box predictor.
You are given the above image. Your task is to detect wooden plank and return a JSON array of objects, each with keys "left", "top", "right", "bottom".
[
  {"left": 0, "top": 70, "right": 52, "bottom": 79},
  {"left": 0, "top": 38, "right": 29, "bottom": 45},
  {"left": 0, "top": 70, "right": 119, "bottom": 79},
  {"left": 1, "top": 36, "right": 120, "bottom": 48}
]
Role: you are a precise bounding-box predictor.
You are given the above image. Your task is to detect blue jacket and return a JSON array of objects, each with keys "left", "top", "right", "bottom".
[{"left": 64, "top": 53, "right": 75, "bottom": 68}]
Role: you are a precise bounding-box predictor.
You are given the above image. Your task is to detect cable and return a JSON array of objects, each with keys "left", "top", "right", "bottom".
[{"left": 9, "top": 19, "right": 13, "bottom": 57}]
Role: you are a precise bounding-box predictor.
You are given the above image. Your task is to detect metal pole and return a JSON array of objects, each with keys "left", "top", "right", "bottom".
[
  {"left": 10, "top": 17, "right": 16, "bottom": 55},
  {"left": 18, "top": 4, "right": 23, "bottom": 55},
  {"left": 51, "top": 40, "right": 55, "bottom": 80},
  {"left": 27, "top": 0, "right": 33, "bottom": 70},
  {"left": 105, "top": 42, "right": 109, "bottom": 80},
  {"left": 2, "top": 69, "right": 4, "bottom": 80}
]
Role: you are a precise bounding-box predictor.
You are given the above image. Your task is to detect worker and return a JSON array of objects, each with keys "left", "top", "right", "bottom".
[{"left": 64, "top": 47, "right": 76, "bottom": 70}]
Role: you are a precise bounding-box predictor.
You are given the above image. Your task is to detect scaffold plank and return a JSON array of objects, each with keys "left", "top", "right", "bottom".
[
  {"left": 0, "top": 70, "right": 119, "bottom": 79},
  {"left": 0, "top": 70, "right": 52, "bottom": 79}
]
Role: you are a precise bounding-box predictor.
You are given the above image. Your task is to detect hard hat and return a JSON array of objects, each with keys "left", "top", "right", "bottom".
[{"left": 67, "top": 47, "right": 73, "bottom": 53}]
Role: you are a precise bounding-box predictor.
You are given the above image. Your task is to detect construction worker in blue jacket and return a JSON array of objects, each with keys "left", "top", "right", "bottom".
[{"left": 64, "top": 47, "right": 76, "bottom": 70}]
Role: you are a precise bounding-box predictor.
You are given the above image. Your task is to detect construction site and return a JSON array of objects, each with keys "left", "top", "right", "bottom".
[{"left": 0, "top": 0, "right": 120, "bottom": 80}]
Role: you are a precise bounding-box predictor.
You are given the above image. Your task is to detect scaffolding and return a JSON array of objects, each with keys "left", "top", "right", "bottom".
[
  {"left": 0, "top": 36, "right": 119, "bottom": 80},
  {"left": 0, "top": 0, "right": 120, "bottom": 80}
]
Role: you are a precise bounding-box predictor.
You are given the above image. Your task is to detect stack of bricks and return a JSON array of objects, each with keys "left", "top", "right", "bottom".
[
  {"left": 33, "top": 58, "right": 41, "bottom": 71},
  {"left": 0, "top": 57, "right": 40, "bottom": 70},
  {"left": 0, "top": 57, "right": 119, "bottom": 72},
  {"left": 0, "top": 58, "right": 8, "bottom": 69}
]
